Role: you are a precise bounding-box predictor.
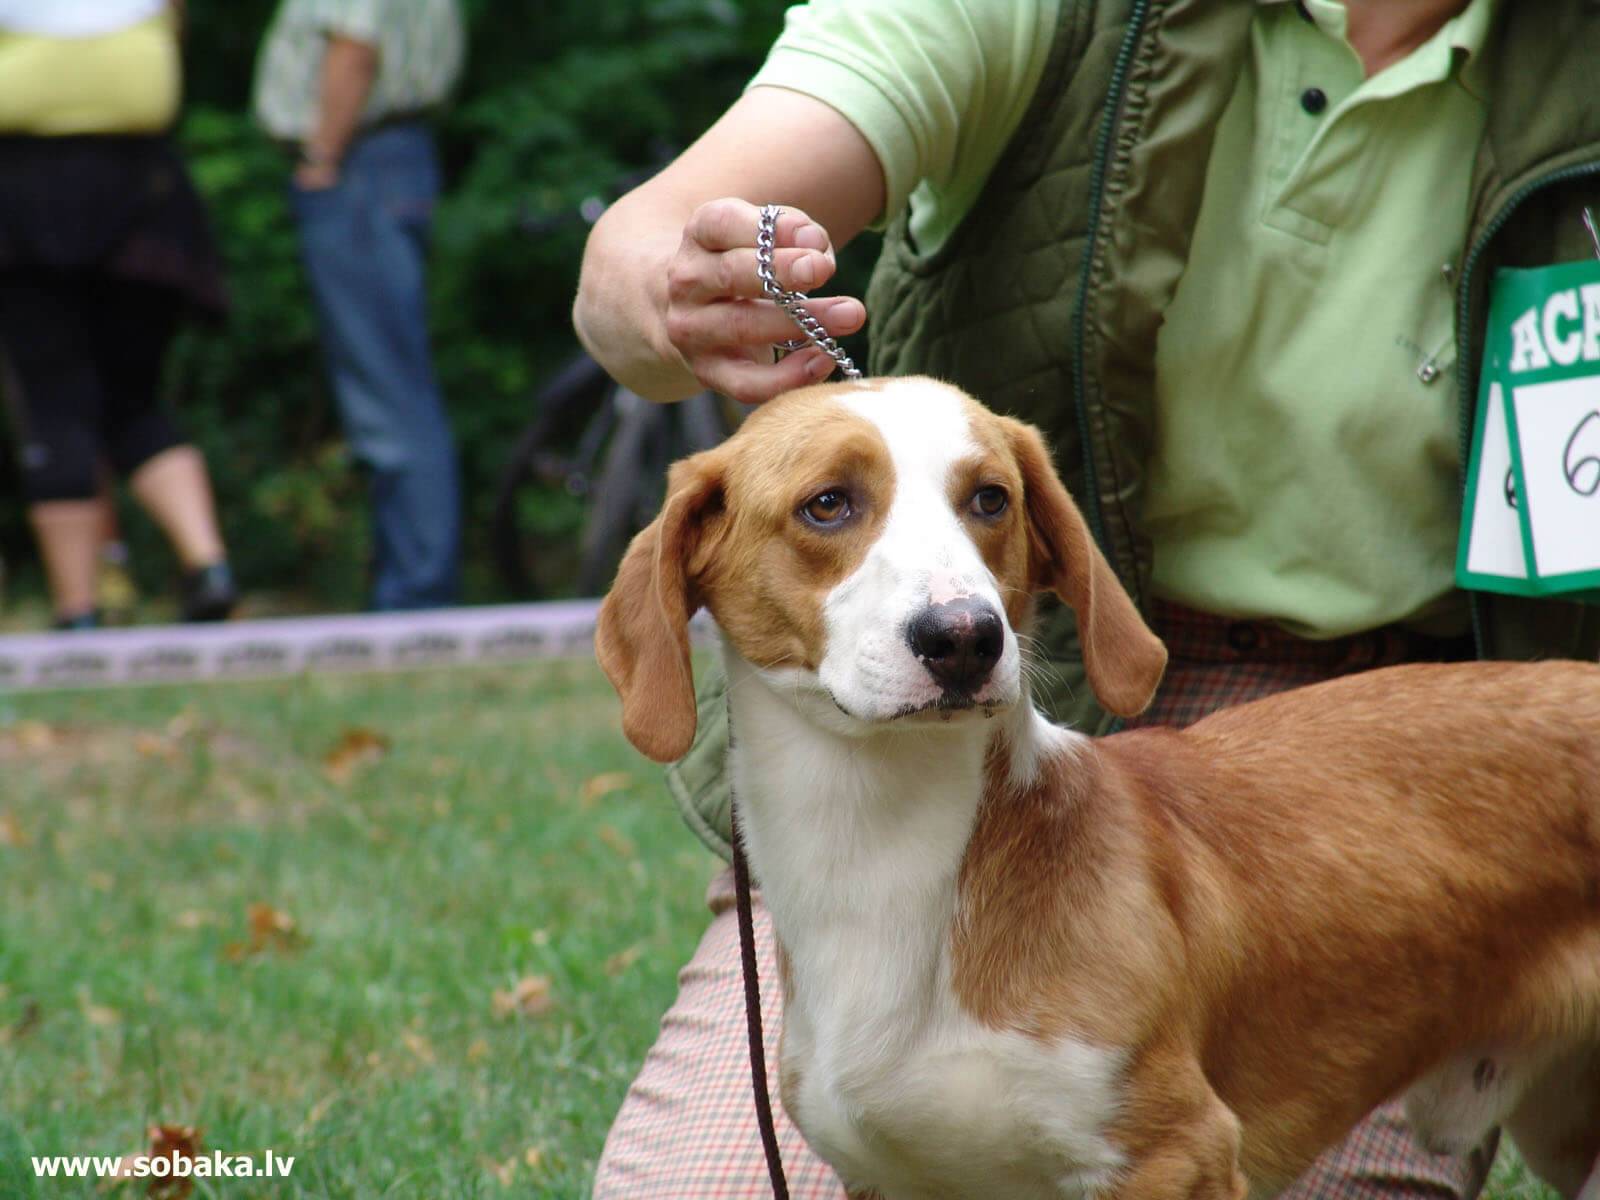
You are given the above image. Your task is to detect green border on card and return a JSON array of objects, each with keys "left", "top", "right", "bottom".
[
  {"left": 1456, "top": 371, "right": 1539, "bottom": 596},
  {"left": 1492, "top": 259, "right": 1600, "bottom": 601},
  {"left": 1456, "top": 266, "right": 1541, "bottom": 598}
]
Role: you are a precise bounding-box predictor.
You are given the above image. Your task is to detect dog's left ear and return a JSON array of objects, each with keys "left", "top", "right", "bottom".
[
  {"left": 1004, "top": 418, "right": 1167, "bottom": 718},
  {"left": 595, "top": 451, "right": 724, "bottom": 763}
]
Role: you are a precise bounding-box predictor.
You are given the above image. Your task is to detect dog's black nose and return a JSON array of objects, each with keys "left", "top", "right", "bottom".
[{"left": 906, "top": 599, "right": 1004, "bottom": 694}]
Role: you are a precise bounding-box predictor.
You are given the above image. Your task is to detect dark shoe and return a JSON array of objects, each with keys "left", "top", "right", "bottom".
[
  {"left": 52, "top": 609, "right": 100, "bottom": 632},
  {"left": 180, "top": 561, "right": 238, "bottom": 623}
]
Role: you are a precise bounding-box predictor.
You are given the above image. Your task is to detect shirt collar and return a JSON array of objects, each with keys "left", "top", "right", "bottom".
[{"left": 1258, "top": 0, "right": 1497, "bottom": 101}]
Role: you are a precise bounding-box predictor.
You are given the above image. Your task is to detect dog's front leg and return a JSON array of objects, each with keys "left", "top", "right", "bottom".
[{"left": 1104, "top": 1054, "right": 1247, "bottom": 1200}]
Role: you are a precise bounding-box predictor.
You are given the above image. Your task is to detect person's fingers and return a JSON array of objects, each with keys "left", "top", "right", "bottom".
[
  {"left": 666, "top": 296, "right": 865, "bottom": 361},
  {"left": 686, "top": 197, "right": 832, "bottom": 255},
  {"left": 694, "top": 347, "right": 837, "bottom": 407},
  {"left": 668, "top": 246, "right": 838, "bottom": 303},
  {"left": 670, "top": 201, "right": 837, "bottom": 304},
  {"left": 663, "top": 199, "right": 863, "bottom": 402},
  {"left": 792, "top": 295, "right": 866, "bottom": 338}
]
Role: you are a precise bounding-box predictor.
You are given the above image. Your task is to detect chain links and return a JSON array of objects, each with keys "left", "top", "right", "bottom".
[{"left": 755, "top": 203, "right": 861, "bottom": 380}]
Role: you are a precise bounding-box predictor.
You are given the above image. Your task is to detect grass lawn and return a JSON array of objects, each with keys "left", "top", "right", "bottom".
[
  {"left": 0, "top": 655, "right": 1560, "bottom": 1199},
  {"left": 0, "top": 658, "right": 716, "bottom": 1198}
]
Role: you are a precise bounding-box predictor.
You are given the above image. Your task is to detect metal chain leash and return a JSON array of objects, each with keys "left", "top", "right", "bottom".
[{"left": 755, "top": 203, "right": 861, "bottom": 380}]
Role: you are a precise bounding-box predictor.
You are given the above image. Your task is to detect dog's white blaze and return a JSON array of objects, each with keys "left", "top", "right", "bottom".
[{"left": 815, "top": 381, "right": 1023, "bottom": 722}]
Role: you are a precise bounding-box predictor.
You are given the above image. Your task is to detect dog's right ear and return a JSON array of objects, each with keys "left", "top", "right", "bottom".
[
  {"left": 1002, "top": 417, "right": 1167, "bottom": 718},
  {"left": 595, "top": 451, "right": 725, "bottom": 763}
]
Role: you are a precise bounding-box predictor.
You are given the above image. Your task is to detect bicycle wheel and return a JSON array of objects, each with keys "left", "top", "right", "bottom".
[
  {"left": 573, "top": 388, "right": 739, "bottom": 596},
  {"left": 677, "top": 389, "right": 731, "bottom": 453},
  {"left": 575, "top": 388, "right": 668, "bottom": 597},
  {"left": 489, "top": 355, "right": 615, "bottom": 597}
]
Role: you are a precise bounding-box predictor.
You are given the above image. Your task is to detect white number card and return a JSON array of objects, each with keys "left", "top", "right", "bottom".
[{"left": 1458, "top": 259, "right": 1600, "bottom": 601}]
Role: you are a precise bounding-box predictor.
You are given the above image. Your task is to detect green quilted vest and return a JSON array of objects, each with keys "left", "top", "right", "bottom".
[{"left": 669, "top": 0, "right": 1600, "bottom": 862}]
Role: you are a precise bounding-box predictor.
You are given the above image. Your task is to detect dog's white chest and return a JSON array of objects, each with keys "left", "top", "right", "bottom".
[
  {"left": 728, "top": 656, "right": 1123, "bottom": 1197},
  {"left": 783, "top": 1005, "right": 1126, "bottom": 1200}
]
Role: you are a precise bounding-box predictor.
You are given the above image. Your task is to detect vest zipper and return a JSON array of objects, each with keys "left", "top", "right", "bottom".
[
  {"left": 1455, "top": 159, "right": 1600, "bottom": 659},
  {"left": 1073, "top": 1, "right": 1152, "bottom": 736},
  {"left": 1072, "top": 0, "right": 1151, "bottom": 571}
]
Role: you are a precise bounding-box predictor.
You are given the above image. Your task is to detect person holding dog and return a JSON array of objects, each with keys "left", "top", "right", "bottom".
[{"left": 574, "top": 0, "right": 1600, "bottom": 1195}]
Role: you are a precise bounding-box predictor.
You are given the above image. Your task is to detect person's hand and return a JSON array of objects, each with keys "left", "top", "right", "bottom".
[
  {"left": 664, "top": 199, "right": 866, "bottom": 405},
  {"left": 293, "top": 159, "right": 341, "bottom": 191}
]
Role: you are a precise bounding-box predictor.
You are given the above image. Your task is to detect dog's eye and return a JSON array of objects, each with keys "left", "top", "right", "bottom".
[
  {"left": 970, "top": 486, "right": 1008, "bottom": 518},
  {"left": 801, "top": 490, "right": 853, "bottom": 527}
]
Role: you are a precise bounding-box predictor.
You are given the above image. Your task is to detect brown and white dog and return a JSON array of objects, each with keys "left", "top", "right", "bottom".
[{"left": 596, "top": 377, "right": 1600, "bottom": 1200}]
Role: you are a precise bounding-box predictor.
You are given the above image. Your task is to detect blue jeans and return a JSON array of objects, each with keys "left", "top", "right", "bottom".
[{"left": 290, "top": 122, "right": 460, "bottom": 610}]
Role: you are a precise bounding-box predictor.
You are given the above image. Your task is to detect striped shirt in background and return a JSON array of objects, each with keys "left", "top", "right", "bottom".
[{"left": 251, "top": 0, "right": 465, "bottom": 141}]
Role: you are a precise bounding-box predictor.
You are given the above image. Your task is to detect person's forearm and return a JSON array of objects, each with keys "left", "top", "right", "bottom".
[
  {"left": 303, "top": 34, "right": 379, "bottom": 169},
  {"left": 575, "top": 196, "right": 705, "bottom": 402}
]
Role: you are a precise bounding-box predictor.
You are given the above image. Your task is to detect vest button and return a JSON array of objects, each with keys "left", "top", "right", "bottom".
[
  {"left": 1301, "top": 87, "right": 1328, "bottom": 115},
  {"left": 1225, "top": 623, "right": 1261, "bottom": 653}
]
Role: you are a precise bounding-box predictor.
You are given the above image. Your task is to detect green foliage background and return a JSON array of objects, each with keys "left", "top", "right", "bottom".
[{"left": 1, "top": 0, "right": 798, "bottom": 610}]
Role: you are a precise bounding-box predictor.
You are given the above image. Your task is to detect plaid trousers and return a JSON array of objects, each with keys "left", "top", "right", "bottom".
[{"left": 594, "top": 602, "right": 1495, "bottom": 1199}]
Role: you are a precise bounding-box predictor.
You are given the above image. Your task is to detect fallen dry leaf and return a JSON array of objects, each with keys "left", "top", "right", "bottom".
[
  {"left": 401, "top": 1030, "right": 436, "bottom": 1065},
  {"left": 14, "top": 720, "right": 55, "bottom": 752},
  {"left": 0, "top": 812, "right": 28, "bottom": 848},
  {"left": 482, "top": 1155, "right": 518, "bottom": 1187},
  {"left": 304, "top": 1094, "right": 337, "bottom": 1129},
  {"left": 466, "top": 1038, "right": 490, "bottom": 1064},
  {"left": 82, "top": 1001, "right": 121, "bottom": 1028},
  {"left": 76, "top": 986, "right": 120, "bottom": 1029},
  {"left": 523, "top": 1147, "right": 544, "bottom": 1170},
  {"left": 604, "top": 945, "right": 643, "bottom": 977},
  {"left": 596, "top": 824, "right": 636, "bottom": 860},
  {"left": 580, "top": 771, "right": 633, "bottom": 807},
  {"left": 491, "top": 976, "right": 553, "bottom": 1021},
  {"left": 133, "top": 732, "right": 180, "bottom": 763},
  {"left": 103, "top": 1124, "right": 202, "bottom": 1198},
  {"left": 249, "top": 902, "right": 295, "bottom": 938},
  {"left": 223, "top": 903, "right": 302, "bottom": 961},
  {"left": 322, "top": 727, "right": 390, "bottom": 785},
  {"left": 0, "top": 998, "right": 40, "bottom": 1046}
]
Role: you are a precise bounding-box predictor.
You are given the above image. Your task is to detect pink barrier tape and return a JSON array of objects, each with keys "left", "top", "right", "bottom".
[{"left": 0, "top": 602, "right": 719, "bottom": 693}]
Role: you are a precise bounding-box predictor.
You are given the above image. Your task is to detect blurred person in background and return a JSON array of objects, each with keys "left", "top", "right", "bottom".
[
  {"left": 253, "top": 0, "right": 465, "bottom": 612},
  {"left": 0, "top": 0, "right": 236, "bottom": 630}
]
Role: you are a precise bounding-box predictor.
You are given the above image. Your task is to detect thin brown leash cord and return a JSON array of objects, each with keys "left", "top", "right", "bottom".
[{"left": 730, "top": 803, "right": 791, "bottom": 1200}]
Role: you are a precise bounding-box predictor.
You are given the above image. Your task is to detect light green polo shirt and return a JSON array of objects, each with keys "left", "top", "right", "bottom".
[{"left": 752, "top": 0, "right": 1494, "bottom": 638}]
